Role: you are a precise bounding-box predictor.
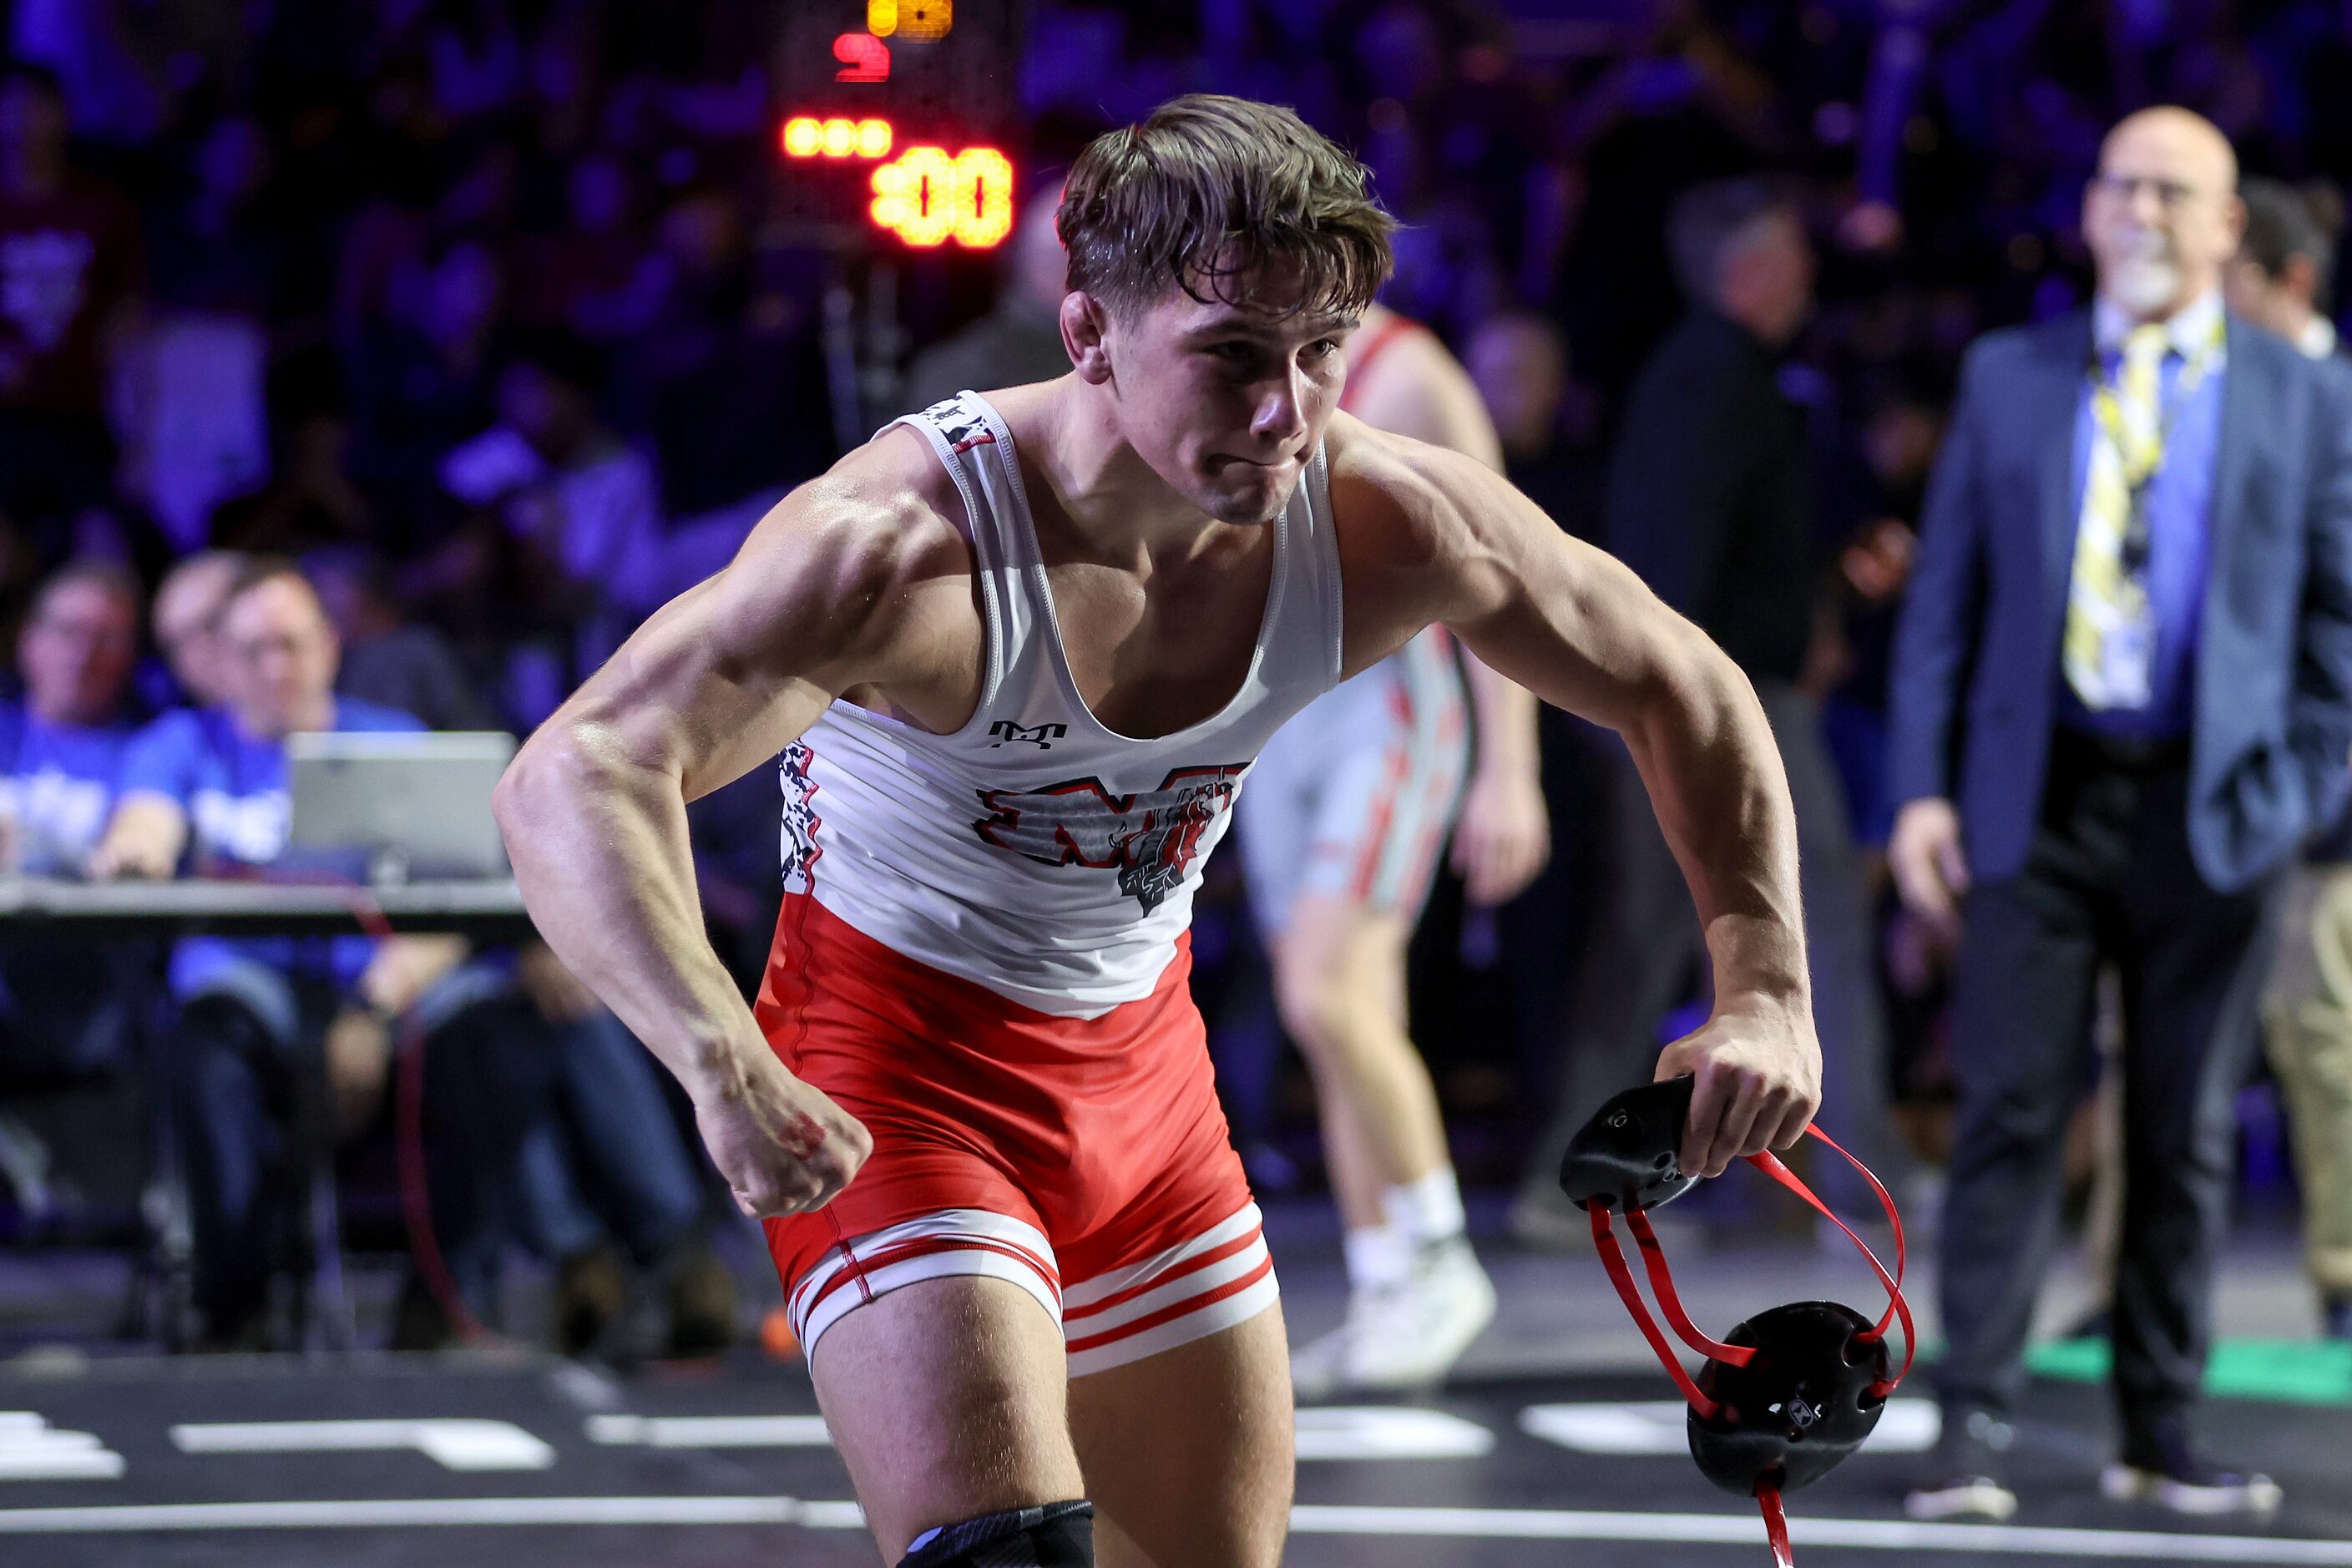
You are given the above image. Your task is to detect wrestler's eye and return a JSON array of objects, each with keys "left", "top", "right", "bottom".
[
  {"left": 1205, "top": 341, "right": 1255, "bottom": 365},
  {"left": 1304, "top": 338, "right": 1340, "bottom": 361}
]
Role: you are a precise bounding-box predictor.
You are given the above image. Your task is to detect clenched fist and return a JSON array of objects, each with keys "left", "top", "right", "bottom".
[{"left": 692, "top": 1046, "right": 873, "bottom": 1220}]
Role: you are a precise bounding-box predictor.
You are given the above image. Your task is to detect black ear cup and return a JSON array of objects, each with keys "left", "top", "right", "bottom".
[
  {"left": 1687, "top": 1301, "right": 1891, "bottom": 1495},
  {"left": 1557, "top": 1075, "right": 1697, "bottom": 1213}
]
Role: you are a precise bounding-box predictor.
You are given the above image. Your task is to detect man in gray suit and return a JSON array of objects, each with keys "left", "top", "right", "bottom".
[{"left": 1891, "top": 109, "right": 2352, "bottom": 1521}]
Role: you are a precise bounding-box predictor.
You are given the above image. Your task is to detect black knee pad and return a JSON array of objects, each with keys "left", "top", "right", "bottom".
[{"left": 898, "top": 1500, "right": 1094, "bottom": 1567}]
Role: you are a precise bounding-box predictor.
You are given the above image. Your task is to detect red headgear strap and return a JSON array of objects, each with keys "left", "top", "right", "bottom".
[{"left": 1585, "top": 1124, "right": 1914, "bottom": 1564}]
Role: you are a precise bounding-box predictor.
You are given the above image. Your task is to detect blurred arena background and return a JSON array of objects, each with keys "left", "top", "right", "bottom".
[{"left": 0, "top": 1, "right": 2348, "bottom": 1564}]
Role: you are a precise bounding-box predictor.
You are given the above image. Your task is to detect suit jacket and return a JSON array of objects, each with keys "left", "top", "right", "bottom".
[{"left": 1888, "top": 309, "right": 2352, "bottom": 893}]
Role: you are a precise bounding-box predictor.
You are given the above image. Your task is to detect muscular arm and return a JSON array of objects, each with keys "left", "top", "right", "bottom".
[
  {"left": 493, "top": 437, "right": 974, "bottom": 1214},
  {"left": 1334, "top": 428, "right": 1816, "bottom": 1173},
  {"left": 1347, "top": 332, "right": 1549, "bottom": 903}
]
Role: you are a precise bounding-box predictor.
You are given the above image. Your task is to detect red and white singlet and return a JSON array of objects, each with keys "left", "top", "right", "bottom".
[
  {"left": 780, "top": 390, "right": 1345, "bottom": 1014},
  {"left": 756, "top": 390, "right": 1345, "bottom": 1371}
]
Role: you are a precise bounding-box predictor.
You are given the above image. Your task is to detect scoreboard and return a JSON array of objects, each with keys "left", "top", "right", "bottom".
[{"left": 774, "top": 0, "right": 1022, "bottom": 249}]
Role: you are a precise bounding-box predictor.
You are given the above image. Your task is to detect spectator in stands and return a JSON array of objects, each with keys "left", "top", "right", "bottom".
[
  {"left": 346, "top": 236, "right": 508, "bottom": 555},
  {"left": 437, "top": 329, "right": 660, "bottom": 722},
  {"left": 1891, "top": 110, "right": 2352, "bottom": 1519},
  {"left": 627, "top": 183, "right": 835, "bottom": 520},
  {"left": 89, "top": 559, "right": 715, "bottom": 1351},
  {"left": 1464, "top": 311, "right": 1599, "bottom": 541},
  {"left": 1515, "top": 178, "right": 1903, "bottom": 1234},
  {"left": 0, "top": 59, "right": 144, "bottom": 556},
  {"left": 145, "top": 114, "right": 285, "bottom": 318},
  {"left": 148, "top": 549, "right": 241, "bottom": 708},
  {"left": 306, "top": 544, "right": 500, "bottom": 733},
  {"left": 208, "top": 367, "right": 373, "bottom": 558},
  {"left": 0, "top": 559, "right": 144, "bottom": 1219},
  {"left": 0, "top": 560, "right": 143, "bottom": 1071},
  {"left": 899, "top": 182, "right": 1075, "bottom": 415},
  {"left": 2227, "top": 176, "right": 2352, "bottom": 1343}
]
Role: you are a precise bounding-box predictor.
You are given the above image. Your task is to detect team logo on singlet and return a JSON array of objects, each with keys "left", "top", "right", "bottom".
[
  {"left": 777, "top": 741, "right": 823, "bottom": 893},
  {"left": 923, "top": 398, "right": 997, "bottom": 455},
  {"left": 972, "top": 763, "right": 1247, "bottom": 913},
  {"left": 988, "top": 720, "right": 1068, "bottom": 750}
]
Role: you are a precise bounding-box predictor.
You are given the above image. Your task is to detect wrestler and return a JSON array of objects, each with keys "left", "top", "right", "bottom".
[{"left": 495, "top": 94, "right": 1819, "bottom": 1568}]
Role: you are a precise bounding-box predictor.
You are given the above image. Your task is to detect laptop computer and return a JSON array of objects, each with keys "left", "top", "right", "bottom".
[{"left": 287, "top": 731, "right": 517, "bottom": 882}]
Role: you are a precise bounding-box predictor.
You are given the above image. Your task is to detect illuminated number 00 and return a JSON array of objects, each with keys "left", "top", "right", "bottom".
[{"left": 870, "top": 147, "right": 1015, "bottom": 248}]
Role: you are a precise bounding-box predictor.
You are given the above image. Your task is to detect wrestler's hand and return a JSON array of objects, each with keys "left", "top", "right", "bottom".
[
  {"left": 692, "top": 1046, "right": 873, "bottom": 1219},
  {"left": 1655, "top": 989, "right": 1820, "bottom": 1179}
]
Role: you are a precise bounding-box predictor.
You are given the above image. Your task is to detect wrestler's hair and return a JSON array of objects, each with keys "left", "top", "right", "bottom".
[{"left": 1059, "top": 94, "right": 1394, "bottom": 320}]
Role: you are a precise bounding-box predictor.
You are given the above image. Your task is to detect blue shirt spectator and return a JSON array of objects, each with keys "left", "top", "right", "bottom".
[
  {"left": 117, "top": 695, "right": 422, "bottom": 998},
  {"left": 0, "top": 560, "right": 146, "bottom": 1081},
  {"left": 0, "top": 560, "right": 145, "bottom": 875},
  {"left": 0, "top": 706, "right": 139, "bottom": 875}
]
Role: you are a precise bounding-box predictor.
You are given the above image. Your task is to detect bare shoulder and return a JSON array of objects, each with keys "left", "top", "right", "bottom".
[
  {"left": 1323, "top": 414, "right": 1507, "bottom": 579},
  {"left": 1322, "top": 413, "right": 1619, "bottom": 668},
  {"left": 708, "top": 423, "right": 978, "bottom": 667},
  {"left": 734, "top": 426, "right": 971, "bottom": 602}
]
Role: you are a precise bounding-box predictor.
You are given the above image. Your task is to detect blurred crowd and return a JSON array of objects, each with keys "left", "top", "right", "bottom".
[{"left": 2, "top": 0, "right": 2350, "bottom": 1357}]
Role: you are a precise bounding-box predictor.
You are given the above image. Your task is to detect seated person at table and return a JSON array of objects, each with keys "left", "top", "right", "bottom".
[
  {"left": 146, "top": 549, "right": 244, "bottom": 711},
  {"left": 89, "top": 559, "right": 717, "bottom": 1349},
  {"left": 0, "top": 561, "right": 148, "bottom": 1213}
]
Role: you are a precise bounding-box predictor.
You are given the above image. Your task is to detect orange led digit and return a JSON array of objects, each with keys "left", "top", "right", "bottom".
[
  {"left": 951, "top": 147, "right": 1014, "bottom": 247},
  {"left": 872, "top": 145, "right": 959, "bottom": 246},
  {"left": 871, "top": 146, "right": 1017, "bottom": 248},
  {"left": 898, "top": 1, "right": 952, "bottom": 38}
]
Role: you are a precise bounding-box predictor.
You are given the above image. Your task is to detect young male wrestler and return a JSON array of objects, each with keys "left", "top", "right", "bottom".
[{"left": 496, "top": 94, "right": 1820, "bottom": 1568}]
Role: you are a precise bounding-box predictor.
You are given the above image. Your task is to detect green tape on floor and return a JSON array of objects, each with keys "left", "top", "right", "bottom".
[{"left": 2026, "top": 1337, "right": 2352, "bottom": 1407}]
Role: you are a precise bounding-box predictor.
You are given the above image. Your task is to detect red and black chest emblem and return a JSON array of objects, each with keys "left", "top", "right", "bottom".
[{"left": 972, "top": 764, "right": 1247, "bottom": 913}]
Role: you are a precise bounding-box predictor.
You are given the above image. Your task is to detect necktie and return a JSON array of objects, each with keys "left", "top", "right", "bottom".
[{"left": 2063, "top": 322, "right": 2172, "bottom": 710}]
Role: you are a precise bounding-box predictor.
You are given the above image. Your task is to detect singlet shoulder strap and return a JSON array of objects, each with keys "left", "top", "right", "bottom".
[{"left": 877, "top": 392, "right": 1020, "bottom": 716}]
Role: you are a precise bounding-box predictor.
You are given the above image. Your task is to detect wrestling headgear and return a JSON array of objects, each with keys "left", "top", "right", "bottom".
[{"left": 1559, "top": 1077, "right": 1914, "bottom": 1566}]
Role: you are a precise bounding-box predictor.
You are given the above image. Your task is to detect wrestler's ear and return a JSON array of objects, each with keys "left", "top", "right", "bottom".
[{"left": 1062, "top": 291, "right": 1115, "bottom": 385}]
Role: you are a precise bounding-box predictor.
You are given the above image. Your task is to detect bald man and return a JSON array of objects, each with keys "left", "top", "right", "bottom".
[{"left": 1891, "top": 107, "right": 2352, "bottom": 1520}]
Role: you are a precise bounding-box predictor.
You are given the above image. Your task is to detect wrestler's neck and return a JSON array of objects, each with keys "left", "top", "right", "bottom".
[{"left": 1023, "top": 378, "right": 1269, "bottom": 559}]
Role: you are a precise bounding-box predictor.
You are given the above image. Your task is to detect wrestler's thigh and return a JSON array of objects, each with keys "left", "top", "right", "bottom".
[
  {"left": 1066, "top": 1302, "right": 1293, "bottom": 1568},
  {"left": 809, "top": 1273, "right": 1086, "bottom": 1561}
]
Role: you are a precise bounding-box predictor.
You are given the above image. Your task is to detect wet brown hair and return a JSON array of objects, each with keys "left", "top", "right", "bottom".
[{"left": 1058, "top": 94, "right": 1395, "bottom": 320}]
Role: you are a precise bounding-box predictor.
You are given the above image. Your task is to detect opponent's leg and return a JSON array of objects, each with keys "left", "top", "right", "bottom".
[
  {"left": 1274, "top": 893, "right": 1491, "bottom": 1392},
  {"left": 1068, "top": 1302, "right": 1293, "bottom": 1568},
  {"left": 809, "top": 1273, "right": 1088, "bottom": 1561},
  {"left": 1273, "top": 895, "right": 1449, "bottom": 1215}
]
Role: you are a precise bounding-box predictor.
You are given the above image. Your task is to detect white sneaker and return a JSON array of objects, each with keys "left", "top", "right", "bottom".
[
  {"left": 2099, "top": 1459, "right": 2284, "bottom": 1518},
  {"left": 1291, "top": 1238, "right": 1497, "bottom": 1398}
]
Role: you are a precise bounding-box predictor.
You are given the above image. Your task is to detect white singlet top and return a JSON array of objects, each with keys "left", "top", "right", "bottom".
[{"left": 780, "top": 392, "right": 1347, "bottom": 1018}]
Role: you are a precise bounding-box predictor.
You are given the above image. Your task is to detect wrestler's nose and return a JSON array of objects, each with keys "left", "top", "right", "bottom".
[{"left": 1250, "top": 369, "right": 1308, "bottom": 450}]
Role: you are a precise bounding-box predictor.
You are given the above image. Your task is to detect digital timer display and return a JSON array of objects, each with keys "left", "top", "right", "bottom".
[{"left": 776, "top": 0, "right": 1017, "bottom": 250}]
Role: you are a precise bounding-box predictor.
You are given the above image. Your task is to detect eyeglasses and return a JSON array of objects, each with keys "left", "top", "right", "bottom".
[{"left": 2087, "top": 173, "right": 2206, "bottom": 211}]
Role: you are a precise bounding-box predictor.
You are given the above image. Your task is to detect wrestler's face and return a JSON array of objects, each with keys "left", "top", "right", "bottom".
[{"left": 1073, "top": 269, "right": 1358, "bottom": 526}]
